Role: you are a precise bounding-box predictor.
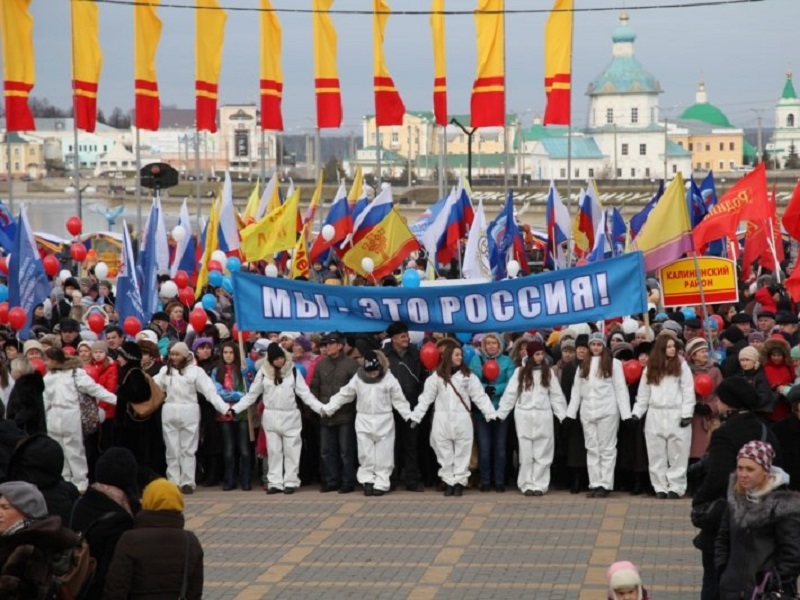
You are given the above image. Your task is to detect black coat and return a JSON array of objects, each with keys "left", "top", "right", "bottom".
[
  {"left": 737, "top": 367, "right": 776, "bottom": 415},
  {"left": 114, "top": 364, "right": 166, "bottom": 477},
  {"left": 384, "top": 344, "right": 424, "bottom": 407},
  {"left": 559, "top": 360, "right": 587, "bottom": 469},
  {"left": 772, "top": 416, "right": 800, "bottom": 492},
  {"left": 715, "top": 474, "right": 800, "bottom": 599},
  {"left": 0, "top": 421, "right": 27, "bottom": 482},
  {"left": 5, "top": 373, "right": 46, "bottom": 435}
]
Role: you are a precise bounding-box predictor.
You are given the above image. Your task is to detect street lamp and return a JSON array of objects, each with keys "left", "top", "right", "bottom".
[
  {"left": 449, "top": 117, "right": 477, "bottom": 187},
  {"left": 64, "top": 178, "right": 95, "bottom": 220}
]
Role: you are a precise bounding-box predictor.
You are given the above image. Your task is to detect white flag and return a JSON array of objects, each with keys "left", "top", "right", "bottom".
[{"left": 462, "top": 196, "right": 491, "bottom": 280}]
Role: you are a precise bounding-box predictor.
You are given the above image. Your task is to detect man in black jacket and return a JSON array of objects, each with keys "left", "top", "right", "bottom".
[
  {"left": 384, "top": 322, "right": 425, "bottom": 491},
  {"left": 692, "top": 376, "right": 782, "bottom": 600}
]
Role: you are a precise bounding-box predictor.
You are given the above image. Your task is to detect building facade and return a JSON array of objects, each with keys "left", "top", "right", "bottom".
[
  {"left": 767, "top": 73, "right": 800, "bottom": 164},
  {"left": 0, "top": 133, "right": 44, "bottom": 178}
]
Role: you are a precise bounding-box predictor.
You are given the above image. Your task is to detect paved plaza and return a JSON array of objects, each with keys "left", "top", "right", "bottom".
[{"left": 186, "top": 487, "right": 701, "bottom": 599}]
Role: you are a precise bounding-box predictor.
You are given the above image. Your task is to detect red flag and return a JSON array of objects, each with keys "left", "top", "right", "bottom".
[
  {"left": 692, "top": 163, "right": 769, "bottom": 251},
  {"left": 760, "top": 185, "right": 784, "bottom": 271},
  {"left": 741, "top": 219, "right": 766, "bottom": 280},
  {"left": 786, "top": 262, "right": 800, "bottom": 302},
  {"left": 781, "top": 179, "right": 800, "bottom": 242}
]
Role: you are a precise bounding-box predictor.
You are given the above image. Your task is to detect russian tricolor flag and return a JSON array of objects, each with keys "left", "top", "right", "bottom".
[{"left": 310, "top": 183, "right": 350, "bottom": 263}]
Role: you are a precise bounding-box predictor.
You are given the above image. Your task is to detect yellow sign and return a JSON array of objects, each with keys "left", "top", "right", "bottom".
[{"left": 659, "top": 257, "right": 738, "bottom": 307}]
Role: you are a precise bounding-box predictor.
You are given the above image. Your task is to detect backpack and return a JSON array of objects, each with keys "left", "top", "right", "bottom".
[{"left": 50, "top": 537, "right": 95, "bottom": 600}]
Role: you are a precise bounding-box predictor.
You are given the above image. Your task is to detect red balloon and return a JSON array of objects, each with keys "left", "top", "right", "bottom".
[
  {"left": 87, "top": 313, "right": 105, "bottom": 334},
  {"left": 178, "top": 287, "right": 195, "bottom": 307},
  {"left": 189, "top": 307, "right": 207, "bottom": 332},
  {"left": 66, "top": 216, "right": 83, "bottom": 237},
  {"left": 711, "top": 314, "right": 724, "bottom": 330},
  {"left": 623, "top": 359, "right": 643, "bottom": 385},
  {"left": 231, "top": 324, "right": 249, "bottom": 341},
  {"left": 576, "top": 259, "right": 588, "bottom": 267},
  {"left": 0, "top": 303, "right": 8, "bottom": 325},
  {"left": 42, "top": 254, "right": 59, "bottom": 277},
  {"left": 7, "top": 307, "right": 26, "bottom": 330},
  {"left": 174, "top": 270, "right": 190, "bottom": 290},
  {"left": 0, "top": 257, "right": 8, "bottom": 276},
  {"left": 207, "top": 260, "right": 223, "bottom": 273},
  {"left": 29, "top": 357, "right": 46, "bottom": 376},
  {"left": 694, "top": 373, "right": 714, "bottom": 397},
  {"left": 420, "top": 342, "right": 440, "bottom": 370},
  {"left": 123, "top": 316, "right": 142, "bottom": 337},
  {"left": 63, "top": 346, "right": 76, "bottom": 356},
  {"left": 482, "top": 359, "right": 500, "bottom": 383},
  {"left": 70, "top": 242, "right": 87, "bottom": 263}
]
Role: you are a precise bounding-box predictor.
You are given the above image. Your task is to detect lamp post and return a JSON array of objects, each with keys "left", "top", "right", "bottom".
[
  {"left": 449, "top": 117, "right": 476, "bottom": 187},
  {"left": 64, "top": 178, "right": 95, "bottom": 220}
]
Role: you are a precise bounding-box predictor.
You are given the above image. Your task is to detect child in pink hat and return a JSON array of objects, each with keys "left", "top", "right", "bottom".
[{"left": 607, "top": 560, "right": 650, "bottom": 600}]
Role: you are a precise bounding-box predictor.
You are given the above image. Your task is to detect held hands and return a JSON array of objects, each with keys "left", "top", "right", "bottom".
[
  {"left": 679, "top": 417, "right": 692, "bottom": 428},
  {"left": 694, "top": 402, "right": 713, "bottom": 417},
  {"left": 484, "top": 386, "right": 496, "bottom": 397},
  {"left": 408, "top": 419, "right": 418, "bottom": 430}
]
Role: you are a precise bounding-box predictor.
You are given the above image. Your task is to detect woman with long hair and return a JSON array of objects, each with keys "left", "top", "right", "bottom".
[
  {"left": 212, "top": 341, "right": 252, "bottom": 491},
  {"left": 409, "top": 340, "right": 497, "bottom": 497},
  {"left": 496, "top": 340, "right": 567, "bottom": 496},
  {"left": 631, "top": 333, "right": 695, "bottom": 499},
  {"left": 565, "top": 332, "right": 632, "bottom": 498}
]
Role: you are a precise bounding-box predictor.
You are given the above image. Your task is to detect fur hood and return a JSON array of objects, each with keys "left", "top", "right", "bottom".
[
  {"left": 726, "top": 468, "right": 800, "bottom": 529},
  {"left": 46, "top": 355, "right": 83, "bottom": 372},
  {"left": 356, "top": 350, "right": 389, "bottom": 383},
  {"left": 763, "top": 337, "right": 791, "bottom": 363},
  {"left": 261, "top": 346, "right": 294, "bottom": 379},
  {"left": 480, "top": 333, "right": 504, "bottom": 357}
]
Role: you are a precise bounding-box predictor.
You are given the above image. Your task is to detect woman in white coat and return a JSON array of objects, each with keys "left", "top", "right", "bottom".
[
  {"left": 631, "top": 333, "right": 695, "bottom": 498},
  {"left": 230, "top": 343, "right": 325, "bottom": 494},
  {"left": 565, "top": 332, "right": 632, "bottom": 498},
  {"left": 324, "top": 344, "right": 413, "bottom": 496},
  {"left": 42, "top": 347, "right": 117, "bottom": 493},
  {"left": 152, "top": 341, "right": 230, "bottom": 494},
  {"left": 497, "top": 340, "right": 567, "bottom": 496},
  {"left": 409, "top": 339, "right": 497, "bottom": 497}
]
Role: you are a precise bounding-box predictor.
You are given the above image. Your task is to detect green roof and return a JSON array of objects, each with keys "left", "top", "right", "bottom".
[
  {"left": 782, "top": 74, "right": 797, "bottom": 100},
  {"left": 536, "top": 138, "right": 605, "bottom": 160},
  {"left": 356, "top": 146, "right": 406, "bottom": 166},
  {"left": 743, "top": 140, "right": 757, "bottom": 161},
  {"left": 680, "top": 103, "right": 733, "bottom": 128},
  {"left": 513, "top": 123, "right": 568, "bottom": 150},
  {"left": 415, "top": 153, "right": 507, "bottom": 169},
  {"left": 363, "top": 112, "right": 517, "bottom": 127},
  {"left": 666, "top": 140, "right": 691, "bottom": 158}
]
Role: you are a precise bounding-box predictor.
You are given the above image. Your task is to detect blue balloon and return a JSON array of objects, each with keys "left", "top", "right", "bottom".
[
  {"left": 402, "top": 268, "right": 421, "bottom": 288},
  {"left": 455, "top": 332, "right": 472, "bottom": 343},
  {"left": 462, "top": 345, "right": 476, "bottom": 365},
  {"left": 682, "top": 307, "right": 697, "bottom": 320},
  {"left": 704, "top": 318, "right": 719, "bottom": 330},
  {"left": 208, "top": 270, "right": 223, "bottom": 287},
  {"left": 201, "top": 293, "right": 217, "bottom": 311},
  {"left": 226, "top": 256, "right": 241, "bottom": 272},
  {"left": 0, "top": 284, "right": 7, "bottom": 302},
  {"left": 222, "top": 275, "right": 233, "bottom": 293}
]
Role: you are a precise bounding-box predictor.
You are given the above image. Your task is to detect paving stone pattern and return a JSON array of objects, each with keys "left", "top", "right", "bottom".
[{"left": 185, "top": 488, "right": 701, "bottom": 599}]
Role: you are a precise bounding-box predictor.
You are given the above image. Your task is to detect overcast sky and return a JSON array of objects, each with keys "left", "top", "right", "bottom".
[{"left": 20, "top": 0, "right": 798, "bottom": 133}]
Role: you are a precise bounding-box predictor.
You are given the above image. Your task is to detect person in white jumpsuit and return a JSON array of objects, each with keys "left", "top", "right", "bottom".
[
  {"left": 152, "top": 342, "right": 230, "bottom": 493},
  {"left": 632, "top": 333, "right": 695, "bottom": 498},
  {"left": 409, "top": 340, "right": 497, "bottom": 497},
  {"left": 230, "top": 343, "right": 325, "bottom": 494},
  {"left": 565, "top": 332, "right": 632, "bottom": 498},
  {"left": 497, "top": 340, "right": 567, "bottom": 496},
  {"left": 42, "top": 348, "right": 117, "bottom": 493},
  {"left": 324, "top": 346, "right": 413, "bottom": 496}
]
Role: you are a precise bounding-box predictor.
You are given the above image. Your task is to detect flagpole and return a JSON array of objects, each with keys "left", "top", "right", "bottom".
[
  {"left": 565, "top": 5, "right": 576, "bottom": 266},
  {"left": 6, "top": 136, "right": 13, "bottom": 215},
  {"left": 194, "top": 129, "right": 202, "bottom": 224},
  {"left": 135, "top": 127, "right": 142, "bottom": 235},
  {"left": 315, "top": 127, "right": 321, "bottom": 183},
  {"left": 376, "top": 125, "right": 382, "bottom": 187},
  {"left": 69, "top": 5, "right": 81, "bottom": 221},
  {"left": 438, "top": 125, "right": 445, "bottom": 199}
]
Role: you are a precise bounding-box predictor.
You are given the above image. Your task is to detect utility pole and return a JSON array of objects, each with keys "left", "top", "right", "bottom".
[
  {"left": 450, "top": 118, "right": 476, "bottom": 187},
  {"left": 516, "top": 116, "right": 523, "bottom": 188},
  {"left": 613, "top": 122, "right": 618, "bottom": 180},
  {"left": 751, "top": 108, "right": 764, "bottom": 166},
  {"left": 663, "top": 117, "right": 669, "bottom": 180},
  {"left": 407, "top": 124, "right": 412, "bottom": 188}
]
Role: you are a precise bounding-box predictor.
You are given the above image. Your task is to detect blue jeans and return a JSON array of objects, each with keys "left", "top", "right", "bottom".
[
  {"left": 220, "top": 420, "right": 252, "bottom": 489},
  {"left": 475, "top": 417, "right": 510, "bottom": 487},
  {"left": 320, "top": 422, "right": 357, "bottom": 488}
]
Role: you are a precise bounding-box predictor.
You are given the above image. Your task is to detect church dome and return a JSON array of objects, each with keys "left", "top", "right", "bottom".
[{"left": 680, "top": 81, "right": 733, "bottom": 128}]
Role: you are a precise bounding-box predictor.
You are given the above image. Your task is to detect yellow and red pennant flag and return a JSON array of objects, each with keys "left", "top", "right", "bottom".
[
  {"left": 241, "top": 180, "right": 261, "bottom": 225},
  {"left": 241, "top": 187, "right": 300, "bottom": 261},
  {"left": 470, "top": 0, "right": 505, "bottom": 128},
  {"left": 196, "top": 195, "right": 221, "bottom": 297},
  {"left": 134, "top": 0, "right": 162, "bottom": 130},
  {"left": 430, "top": 0, "right": 447, "bottom": 126},
  {"left": 291, "top": 225, "right": 311, "bottom": 280},
  {"left": 0, "top": 0, "right": 35, "bottom": 131},
  {"left": 312, "top": 0, "right": 343, "bottom": 129},
  {"left": 343, "top": 207, "right": 421, "bottom": 280},
  {"left": 260, "top": 0, "right": 284, "bottom": 131},
  {"left": 543, "top": 0, "right": 573, "bottom": 125},
  {"left": 373, "top": 0, "right": 405, "bottom": 126},
  {"left": 195, "top": 0, "right": 227, "bottom": 133},
  {"left": 302, "top": 173, "right": 324, "bottom": 226},
  {"left": 71, "top": 0, "right": 103, "bottom": 133}
]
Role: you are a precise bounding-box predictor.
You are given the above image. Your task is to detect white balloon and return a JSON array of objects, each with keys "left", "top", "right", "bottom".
[
  {"left": 171, "top": 225, "right": 187, "bottom": 243},
  {"left": 361, "top": 257, "right": 375, "bottom": 274},
  {"left": 506, "top": 260, "right": 521, "bottom": 278},
  {"left": 59, "top": 268, "right": 71, "bottom": 282},
  {"left": 160, "top": 280, "right": 178, "bottom": 299},
  {"left": 380, "top": 182, "right": 391, "bottom": 190},
  {"left": 286, "top": 259, "right": 293, "bottom": 272},
  {"left": 265, "top": 263, "right": 279, "bottom": 277},
  {"left": 94, "top": 262, "right": 109, "bottom": 280},
  {"left": 321, "top": 224, "right": 335, "bottom": 242},
  {"left": 211, "top": 250, "right": 227, "bottom": 265}
]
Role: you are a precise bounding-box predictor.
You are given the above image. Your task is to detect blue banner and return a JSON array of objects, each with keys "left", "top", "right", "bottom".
[{"left": 232, "top": 252, "right": 648, "bottom": 333}]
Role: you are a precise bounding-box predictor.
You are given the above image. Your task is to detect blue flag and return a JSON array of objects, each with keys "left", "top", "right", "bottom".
[
  {"left": 610, "top": 208, "right": 627, "bottom": 256},
  {"left": 487, "top": 191, "right": 527, "bottom": 279},
  {"left": 136, "top": 201, "right": 160, "bottom": 319},
  {"left": 699, "top": 171, "right": 725, "bottom": 256},
  {"left": 115, "top": 220, "right": 146, "bottom": 325},
  {"left": 630, "top": 180, "right": 664, "bottom": 239},
  {"left": 0, "top": 201, "right": 17, "bottom": 252},
  {"left": 8, "top": 208, "right": 51, "bottom": 339}
]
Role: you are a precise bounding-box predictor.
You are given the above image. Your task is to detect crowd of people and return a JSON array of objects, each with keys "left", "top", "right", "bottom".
[{"left": 0, "top": 268, "right": 798, "bottom": 597}]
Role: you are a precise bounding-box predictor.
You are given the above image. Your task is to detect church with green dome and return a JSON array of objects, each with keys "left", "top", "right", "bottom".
[{"left": 767, "top": 73, "right": 800, "bottom": 164}]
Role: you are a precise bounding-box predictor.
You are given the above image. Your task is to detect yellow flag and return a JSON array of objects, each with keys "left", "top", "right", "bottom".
[
  {"left": 242, "top": 179, "right": 260, "bottom": 223},
  {"left": 291, "top": 225, "right": 311, "bottom": 280},
  {"left": 348, "top": 165, "right": 363, "bottom": 203},
  {"left": 241, "top": 187, "right": 300, "bottom": 261},
  {"left": 196, "top": 196, "right": 221, "bottom": 297},
  {"left": 302, "top": 173, "right": 324, "bottom": 226}
]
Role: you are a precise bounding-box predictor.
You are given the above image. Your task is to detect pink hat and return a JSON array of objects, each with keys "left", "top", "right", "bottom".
[
  {"left": 607, "top": 561, "right": 642, "bottom": 599},
  {"left": 737, "top": 440, "right": 775, "bottom": 472}
]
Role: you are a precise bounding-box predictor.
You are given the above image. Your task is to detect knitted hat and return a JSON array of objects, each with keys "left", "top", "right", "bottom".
[
  {"left": 136, "top": 329, "right": 159, "bottom": 345},
  {"left": 266, "top": 342, "right": 284, "bottom": 364},
  {"left": 23, "top": 340, "right": 44, "bottom": 355},
  {"left": 685, "top": 338, "right": 709, "bottom": 357},
  {"left": 118, "top": 341, "right": 142, "bottom": 363},
  {"left": 575, "top": 334, "right": 590, "bottom": 349},
  {"left": 169, "top": 342, "right": 191, "bottom": 358},
  {"left": 716, "top": 376, "right": 759, "bottom": 411},
  {"left": 294, "top": 336, "right": 312, "bottom": 352},
  {"left": 526, "top": 340, "right": 545, "bottom": 357},
  {"left": 91, "top": 340, "right": 108, "bottom": 354},
  {"left": 0, "top": 481, "right": 47, "bottom": 519},
  {"left": 560, "top": 338, "right": 576, "bottom": 351},
  {"left": 142, "top": 479, "right": 184, "bottom": 512},
  {"left": 748, "top": 331, "right": 765, "bottom": 344},
  {"left": 252, "top": 338, "right": 271, "bottom": 355},
  {"left": 791, "top": 345, "right": 800, "bottom": 360},
  {"left": 737, "top": 440, "right": 775, "bottom": 472},
  {"left": 362, "top": 349, "right": 381, "bottom": 372},
  {"left": 191, "top": 337, "right": 214, "bottom": 353},
  {"left": 95, "top": 448, "right": 138, "bottom": 494},
  {"left": 607, "top": 561, "right": 642, "bottom": 598},
  {"left": 738, "top": 345, "right": 761, "bottom": 366},
  {"left": 77, "top": 340, "right": 93, "bottom": 354},
  {"left": 588, "top": 332, "right": 606, "bottom": 347},
  {"left": 662, "top": 320, "right": 683, "bottom": 336}
]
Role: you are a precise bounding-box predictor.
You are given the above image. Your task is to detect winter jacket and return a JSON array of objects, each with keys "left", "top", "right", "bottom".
[
  {"left": 566, "top": 357, "right": 632, "bottom": 422},
  {"left": 715, "top": 470, "right": 800, "bottom": 599},
  {"left": 0, "top": 516, "right": 79, "bottom": 600},
  {"left": 383, "top": 344, "right": 424, "bottom": 407},
  {"left": 688, "top": 362, "right": 723, "bottom": 459},
  {"left": 411, "top": 370, "right": 497, "bottom": 424},
  {"left": 5, "top": 372, "right": 46, "bottom": 435},
  {"left": 152, "top": 362, "right": 229, "bottom": 415},
  {"left": 310, "top": 352, "right": 359, "bottom": 427},
  {"left": 43, "top": 356, "right": 117, "bottom": 416},
  {"left": 103, "top": 510, "right": 203, "bottom": 600},
  {"left": 468, "top": 348, "right": 515, "bottom": 422},
  {"left": 736, "top": 367, "right": 776, "bottom": 415},
  {"left": 85, "top": 358, "right": 119, "bottom": 419},
  {"left": 632, "top": 361, "right": 695, "bottom": 420},
  {"left": 772, "top": 416, "right": 800, "bottom": 492},
  {"left": 497, "top": 367, "right": 568, "bottom": 422}
]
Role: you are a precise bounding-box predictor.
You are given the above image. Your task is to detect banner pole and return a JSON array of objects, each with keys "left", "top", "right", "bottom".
[{"left": 691, "top": 253, "right": 715, "bottom": 353}]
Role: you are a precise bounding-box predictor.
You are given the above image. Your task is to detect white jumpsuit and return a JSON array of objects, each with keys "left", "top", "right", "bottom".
[
  {"left": 566, "top": 357, "right": 631, "bottom": 491},
  {"left": 232, "top": 358, "right": 324, "bottom": 490},
  {"left": 497, "top": 368, "right": 567, "bottom": 494},
  {"left": 633, "top": 361, "right": 695, "bottom": 495},
  {"left": 410, "top": 371, "right": 497, "bottom": 487},
  {"left": 327, "top": 369, "right": 413, "bottom": 492},
  {"left": 43, "top": 364, "right": 117, "bottom": 492},
  {"left": 153, "top": 362, "right": 229, "bottom": 489}
]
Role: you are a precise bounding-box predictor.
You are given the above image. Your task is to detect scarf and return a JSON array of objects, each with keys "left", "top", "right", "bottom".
[{"left": 93, "top": 482, "right": 133, "bottom": 515}]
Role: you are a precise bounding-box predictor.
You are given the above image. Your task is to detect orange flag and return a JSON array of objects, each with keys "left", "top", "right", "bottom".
[
  {"left": 260, "top": 0, "right": 284, "bottom": 131},
  {"left": 0, "top": 0, "right": 35, "bottom": 131},
  {"left": 134, "top": 0, "right": 162, "bottom": 130},
  {"left": 71, "top": 0, "right": 103, "bottom": 133},
  {"left": 195, "top": 0, "right": 227, "bottom": 133},
  {"left": 470, "top": 0, "right": 505, "bottom": 128}
]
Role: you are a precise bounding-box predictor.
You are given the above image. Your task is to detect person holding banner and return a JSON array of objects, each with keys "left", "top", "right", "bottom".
[
  {"left": 409, "top": 339, "right": 497, "bottom": 498},
  {"left": 496, "top": 340, "right": 567, "bottom": 496},
  {"left": 565, "top": 332, "right": 632, "bottom": 499}
]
